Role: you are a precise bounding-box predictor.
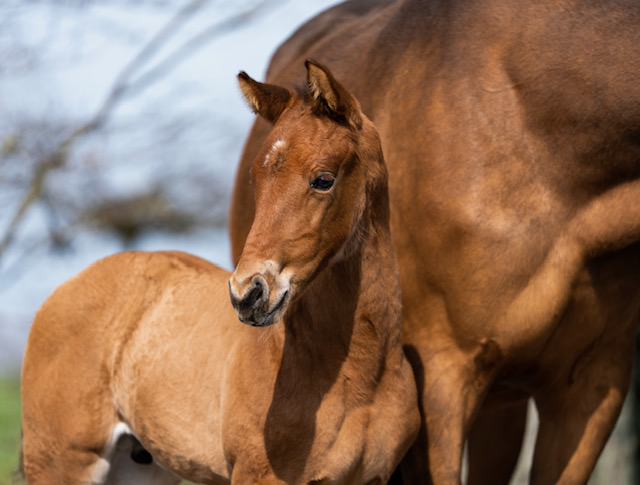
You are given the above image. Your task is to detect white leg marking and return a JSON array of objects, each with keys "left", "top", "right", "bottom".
[
  {"left": 91, "top": 422, "right": 181, "bottom": 485},
  {"left": 91, "top": 423, "right": 133, "bottom": 483}
]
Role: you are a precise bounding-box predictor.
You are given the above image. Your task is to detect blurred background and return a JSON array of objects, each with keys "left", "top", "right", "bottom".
[{"left": 0, "top": 1, "right": 636, "bottom": 483}]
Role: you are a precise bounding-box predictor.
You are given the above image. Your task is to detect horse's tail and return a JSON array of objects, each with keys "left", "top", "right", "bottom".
[{"left": 13, "top": 431, "right": 25, "bottom": 484}]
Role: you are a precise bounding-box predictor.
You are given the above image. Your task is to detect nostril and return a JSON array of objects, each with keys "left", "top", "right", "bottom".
[
  {"left": 248, "top": 276, "right": 268, "bottom": 309},
  {"left": 246, "top": 282, "right": 264, "bottom": 309}
]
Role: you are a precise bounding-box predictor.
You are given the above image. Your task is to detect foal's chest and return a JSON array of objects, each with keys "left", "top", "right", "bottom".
[{"left": 222, "top": 379, "right": 383, "bottom": 483}]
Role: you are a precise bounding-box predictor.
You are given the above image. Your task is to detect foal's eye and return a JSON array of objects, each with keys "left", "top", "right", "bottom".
[{"left": 310, "top": 173, "right": 335, "bottom": 191}]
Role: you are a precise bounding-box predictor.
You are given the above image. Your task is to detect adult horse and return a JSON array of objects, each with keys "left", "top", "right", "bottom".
[
  {"left": 20, "top": 61, "right": 420, "bottom": 484},
  {"left": 229, "top": 1, "right": 640, "bottom": 483}
]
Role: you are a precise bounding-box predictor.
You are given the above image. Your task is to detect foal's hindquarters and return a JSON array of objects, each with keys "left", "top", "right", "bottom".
[{"left": 20, "top": 251, "right": 235, "bottom": 485}]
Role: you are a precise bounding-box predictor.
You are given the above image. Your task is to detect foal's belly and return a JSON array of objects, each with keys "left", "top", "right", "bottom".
[
  {"left": 112, "top": 343, "right": 231, "bottom": 483},
  {"left": 117, "top": 396, "right": 229, "bottom": 484}
]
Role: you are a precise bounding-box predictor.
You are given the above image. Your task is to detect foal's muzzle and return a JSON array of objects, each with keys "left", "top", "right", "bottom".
[{"left": 228, "top": 269, "right": 290, "bottom": 327}]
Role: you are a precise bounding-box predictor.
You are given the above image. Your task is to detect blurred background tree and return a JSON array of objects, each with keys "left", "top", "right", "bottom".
[{"left": 0, "top": 0, "right": 274, "bottom": 266}]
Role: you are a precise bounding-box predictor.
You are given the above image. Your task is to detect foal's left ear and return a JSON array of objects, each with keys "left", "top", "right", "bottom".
[
  {"left": 238, "top": 72, "right": 292, "bottom": 124},
  {"left": 305, "top": 59, "right": 363, "bottom": 130}
]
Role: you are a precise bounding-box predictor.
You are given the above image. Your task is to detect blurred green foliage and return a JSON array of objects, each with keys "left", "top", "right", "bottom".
[{"left": 0, "top": 376, "right": 21, "bottom": 484}]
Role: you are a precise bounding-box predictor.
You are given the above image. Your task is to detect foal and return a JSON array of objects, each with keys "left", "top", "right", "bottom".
[{"left": 20, "top": 60, "right": 420, "bottom": 485}]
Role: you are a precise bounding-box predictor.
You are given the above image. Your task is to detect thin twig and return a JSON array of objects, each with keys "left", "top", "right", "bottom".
[
  {"left": 125, "top": 0, "right": 281, "bottom": 98},
  {"left": 0, "top": 0, "right": 277, "bottom": 266},
  {"left": 0, "top": 0, "right": 209, "bottom": 263}
]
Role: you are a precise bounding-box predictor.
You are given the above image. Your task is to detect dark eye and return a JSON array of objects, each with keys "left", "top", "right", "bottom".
[{"left": 310, "top": 173, "right": 335, "bottom": 191}]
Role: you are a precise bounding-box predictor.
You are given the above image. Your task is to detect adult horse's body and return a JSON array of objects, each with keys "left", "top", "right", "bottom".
[
  {"left": 229, "top": 1, "right": 640, "bottom": 483},
  {"left": 20, "top": 62, "right": 420, "bottom": 484}
]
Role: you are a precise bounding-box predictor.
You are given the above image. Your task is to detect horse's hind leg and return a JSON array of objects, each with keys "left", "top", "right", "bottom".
[
  {"left": 21, "top": 387, "right": 118, "bottom": 483},
  {"left": 21, "top": 435, "right": 109, "bottom": 485},
  {"left": 22, "top": 420, "right": 180, "bottom": 485},
  {"left": 530, "top": 345, "right": 632, "bottom": 484}
]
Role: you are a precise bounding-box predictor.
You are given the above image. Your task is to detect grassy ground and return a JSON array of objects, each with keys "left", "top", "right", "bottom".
[{"left": 0, "top": 376, "right": 21, "bottom": 484}]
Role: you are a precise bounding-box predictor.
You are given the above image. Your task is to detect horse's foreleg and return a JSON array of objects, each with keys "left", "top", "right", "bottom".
[{"left": 400, "top": 339, "right": 499, "bottom": 485}]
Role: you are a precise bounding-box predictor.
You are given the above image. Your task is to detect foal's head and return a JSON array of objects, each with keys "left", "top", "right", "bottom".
[{"left": 229, "top": 60, "right": 387, "bottom": 327}]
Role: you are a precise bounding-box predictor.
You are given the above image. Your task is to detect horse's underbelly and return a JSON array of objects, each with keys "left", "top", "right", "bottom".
[
  {"left": 490, "top": 243, "right": 640, "bottom": 397},
  {"left": 528, "top": 252, "right": 639, "bottom": 380}
]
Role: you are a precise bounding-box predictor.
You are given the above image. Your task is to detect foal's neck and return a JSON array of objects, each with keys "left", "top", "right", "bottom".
[{"left": 284, "top": 205, "right": 401, "bottom": 366}]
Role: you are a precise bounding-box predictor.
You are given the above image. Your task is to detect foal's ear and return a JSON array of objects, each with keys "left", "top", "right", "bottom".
[
  {"left": 305, "top": 59, "right": 363, "bottom": 130},
  {"left": 238, "top": 72, "right": 292, "bottom": 124}
]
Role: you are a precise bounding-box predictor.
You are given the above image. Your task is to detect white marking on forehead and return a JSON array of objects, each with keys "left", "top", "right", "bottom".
[
  {"left": 272, "top": 138, "right": 287, "bottom": 151},
  {"left": 263, "top": 138, "right": 288, "bottom": 167}
]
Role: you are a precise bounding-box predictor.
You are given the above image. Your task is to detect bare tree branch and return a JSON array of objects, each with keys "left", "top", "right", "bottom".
[
  {"left": 125, "top": 0, "right": 281, "bottom": 98},
  {"left": 94, "top": 0, "right": 208, "bottom": 123},
  {"left": 0, "top": 0, "right": 278, "bottom": 266}
]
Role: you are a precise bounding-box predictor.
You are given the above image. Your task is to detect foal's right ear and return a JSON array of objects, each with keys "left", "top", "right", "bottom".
[{"left": 238, "top": 72, "right": 292, "bottom": 124}]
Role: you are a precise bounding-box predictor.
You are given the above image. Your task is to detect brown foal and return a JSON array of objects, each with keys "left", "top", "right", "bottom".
[{"left": 20, "top": 61, "right": 419, "bottom": 485}]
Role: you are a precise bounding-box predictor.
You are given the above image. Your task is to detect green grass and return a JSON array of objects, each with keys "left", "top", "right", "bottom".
[{"left": 0, "top": 376, "right": 21, "bottom": 484}]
